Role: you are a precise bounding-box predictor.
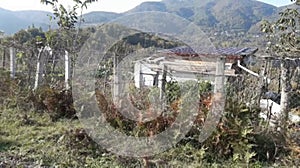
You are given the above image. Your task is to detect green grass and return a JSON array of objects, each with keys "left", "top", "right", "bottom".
[
  {"left": 0, "top": 102, "right": 298, "bottom": 167},
  {"left": 0, "top": 107, "right": 118, "bottom": 167},
  {"left": 0, "top": 106, "right": 252, "bottom": 167}
]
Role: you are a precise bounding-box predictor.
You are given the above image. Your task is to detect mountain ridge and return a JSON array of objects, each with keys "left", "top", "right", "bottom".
[{"left": 0, "top": 0, "right": 296, "bottom": 35}]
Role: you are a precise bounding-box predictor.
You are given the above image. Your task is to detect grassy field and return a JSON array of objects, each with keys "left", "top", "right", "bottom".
[
  {"left": 0, "top": 70, "right": 299, "bottom": 167},
  {"left": 1, "top": 103, "right": 298, "bottom": 167}
]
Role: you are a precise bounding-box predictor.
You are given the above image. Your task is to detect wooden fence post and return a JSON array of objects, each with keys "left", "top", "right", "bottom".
[
  {"left": 34, "top": 47, "right": 45, "bottom": 90},
  {"left": 160, "top": 64, "right": 167, "bottom": 100},
  {"left": 2, "top": 48, "right": 5, "bottom": 69},
  {"left": 65, "top": 50, "right": 70, "bottom": 90},
  {"left": 279, "top": 59, "right": 291, "bottom": 134},
  {"left": 10, "top": 47, "right": 16, "bottom": 79},
  {"left": 113, "top": 53, "right": 119, "bottom": 103},
  {"left": 134, "top": 61, "right": 142, "bottom": 88},
  {"left": 214, "top": 56, "right": 225, "bottom": 94}
]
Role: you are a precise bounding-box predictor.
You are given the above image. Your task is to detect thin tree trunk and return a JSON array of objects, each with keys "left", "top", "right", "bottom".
[
  {"left": 279, "top": 59, "right": 292, "bottom": 134},
  {"left": 34, "top": 48, "right": 44, "bottom": 91}
]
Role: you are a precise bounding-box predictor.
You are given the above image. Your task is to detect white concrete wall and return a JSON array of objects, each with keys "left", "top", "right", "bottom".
[
  {"left": 259, "top": 99, "right": 300, "bottom": 124},
  {"left": 134, "top": 61, "right": 216, "bottom": 88}
]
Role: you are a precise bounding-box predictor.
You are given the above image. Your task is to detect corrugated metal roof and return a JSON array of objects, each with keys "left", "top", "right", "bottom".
[
  {"left": 159, "top": 46, "right": 258, "bottom": 57},
  {"left": 139, "top": 59, "right": 236, "bottom": 76}
]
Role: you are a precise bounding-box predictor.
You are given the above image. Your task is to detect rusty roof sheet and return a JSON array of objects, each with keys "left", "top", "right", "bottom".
[{"left": 159, "top": 46, "right": 258, "bottom": 58}]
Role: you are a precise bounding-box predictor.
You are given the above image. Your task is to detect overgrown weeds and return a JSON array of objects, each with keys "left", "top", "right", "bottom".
[{"left": 1, "top": 71, "right": 300, "bottom": 167}]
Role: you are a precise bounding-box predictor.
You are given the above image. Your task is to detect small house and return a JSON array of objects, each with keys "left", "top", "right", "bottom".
[{"left": 134, "top": 46, "right": 258, "bottom": 88}]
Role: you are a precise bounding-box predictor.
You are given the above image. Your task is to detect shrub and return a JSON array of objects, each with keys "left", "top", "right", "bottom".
[
  {"left": 252, "top": 132, "right": 286, "bottom": 162},
  {"left": 0, "top": 71, "right": 16, "bottom": 106},
  {"left": 29, "top": 85, "right": 76, "bottom": 120},
  {"left": 200, "top": 98, "right": 259, "bottom": 164},
  {"left": 94, "top": 80, "right": 213, "bottom": 139}
]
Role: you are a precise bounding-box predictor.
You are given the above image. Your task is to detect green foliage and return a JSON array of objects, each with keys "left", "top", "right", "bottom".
[
  {"left": 0, "top": 71, "right": 17, "bottom": 106},
  {"left": 166, "top": 80, "right": 181, "bottom": 103},
  {"left": 0, "top": 71, "right": 33, "bottom": 111},
  {"left": 3, "top": 26, "right": 46, "bottom": 50},
  {"left": 41, "top": 0, "right": 98, "bottom": 30},
  {"left": 201, "top": 98, "right": 259, "bottom": 163},
  {"left": 166, "top": 80, "right": 212, "bottom": 104},
  {"left": 105, "top": 31, "right": 183, "bottom": 64},
  {"left": 261, "top": 2, "right": 299, "bottom": 57},
  {"left": 96, "top": 59, "right": 113, "bottom": 79},
  {"left": 156, "top": 143, "right": 207, "bottom": 167}
]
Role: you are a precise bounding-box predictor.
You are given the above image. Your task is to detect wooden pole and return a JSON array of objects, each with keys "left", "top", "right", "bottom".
[{"left": 160, "top": 64, "right": 167, "bottom": 100}]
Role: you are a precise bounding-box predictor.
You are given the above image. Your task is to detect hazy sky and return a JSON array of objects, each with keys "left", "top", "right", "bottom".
[{"left": 0, "top": 0, "right": 294, "bottom": 13}]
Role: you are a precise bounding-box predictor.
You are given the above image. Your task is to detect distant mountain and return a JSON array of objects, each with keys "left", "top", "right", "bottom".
[
  {"left": 82, "top": 11, "right": 121, "bottom": 25},
  {"left": 0, "top": 8, "right": 52, "bottom": 34},
  {"left": 0, "top": 8, "right": 35, "bottom": 34},
  {"left": 14, "top": 10, "right": 53, "bottom": 24},
  {"left": 0, "top": 8, "right": 121, "bottom": 34},
  {"left": 248, "top": 3, "right": 299, "bottom": 33},
  {"left": 83, "top": 0, "right": 279, "bottom": 32},
  {"left": 126, "top": 2, "right": 167, "bottom": 13},
  {"left": 128, "top": 0, "right": 277, "bottom": 31},
  {"left": 0, "top": 0, "right": 297, "bottom": 35}
]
